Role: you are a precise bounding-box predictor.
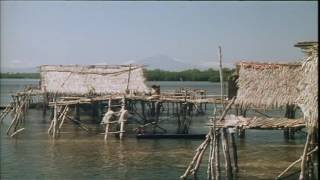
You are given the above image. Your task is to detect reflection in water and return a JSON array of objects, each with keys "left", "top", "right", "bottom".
[{"left": 0, "top": 80, "right": 306, "bottom": 180}]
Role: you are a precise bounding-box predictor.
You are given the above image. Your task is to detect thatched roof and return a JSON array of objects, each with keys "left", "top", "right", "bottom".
[
  {"left": 235, "top": 61, "right": 302, "bottom": 108},
  {"left": 295, "top": 42, "right": 318, "bottom": 131},
  {"left": 40, "top": 65, "right": 149, "bottom": 95}
]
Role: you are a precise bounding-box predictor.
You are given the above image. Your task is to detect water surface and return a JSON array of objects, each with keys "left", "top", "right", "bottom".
[{"left": 0, "top": 79, "right": 305, "bottom": 179}]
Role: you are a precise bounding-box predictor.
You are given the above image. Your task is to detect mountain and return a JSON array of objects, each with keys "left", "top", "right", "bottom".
[{"left": 134, "top": 55, "right": 201, "bottom": 71}]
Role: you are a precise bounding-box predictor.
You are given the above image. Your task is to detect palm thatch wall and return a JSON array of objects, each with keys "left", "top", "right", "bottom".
[
  {"left": 235, "top": 61, "right": 302, "bottom": 109},
  {"left": 295, "top": 42, "right": 318, "bottom": 132},
  {"left": 40, "top": 65, "right": 149, "bottom": 95}
]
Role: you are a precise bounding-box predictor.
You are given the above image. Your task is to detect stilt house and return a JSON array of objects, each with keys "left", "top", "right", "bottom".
[{"left": 40, "top": 64, "right": 149, "bottom": 96}]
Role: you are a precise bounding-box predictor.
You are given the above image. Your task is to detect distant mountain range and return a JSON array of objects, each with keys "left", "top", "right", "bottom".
[
  {"left": 133, "top": 55, "right": 203, "bottom": 71},
  {"left": 1, "top": 55, "right": 216, "bottom": 73}
]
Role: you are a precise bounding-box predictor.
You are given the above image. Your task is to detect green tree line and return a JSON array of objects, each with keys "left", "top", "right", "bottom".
[
  {"left": 0, "top": 73, "right": 40, "bottom": 79},
  {"left": 144, "top": 68, "right": 234, "bottom": 82},
  {"left": 1, "top": 68, "right": 234, "bottom": 82}
]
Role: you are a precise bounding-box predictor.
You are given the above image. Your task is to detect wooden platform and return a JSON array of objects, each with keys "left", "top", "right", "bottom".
[
  {"left": 136, "top": 133, "right": 206, "bottom": 139},
  {"left": 48, "top": 94, "right": 227, "bottom": 106},
  {"left": 209, "top": 115, "right": 305, "bottom": 129}
]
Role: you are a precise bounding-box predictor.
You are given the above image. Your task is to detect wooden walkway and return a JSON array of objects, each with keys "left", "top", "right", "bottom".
[
  {"left": 209, "top": 115, "right": 305, "bottom": 129},
  {"left": 47, "top": 94, "right": 226, "bottom": 106}
]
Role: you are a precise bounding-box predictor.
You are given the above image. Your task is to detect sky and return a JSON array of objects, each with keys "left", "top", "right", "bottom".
[{"left": 0, "top": 1, "right": 318, "bottom": 70}]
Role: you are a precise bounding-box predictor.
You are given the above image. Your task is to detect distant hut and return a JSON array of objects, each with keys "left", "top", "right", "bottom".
[{"left": 40, "top": 65, "right": 149, "bottom": 96}]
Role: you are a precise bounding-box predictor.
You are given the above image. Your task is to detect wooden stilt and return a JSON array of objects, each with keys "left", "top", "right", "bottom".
[
  {"left": 180, "top": 135, "right": 210, "bottom": 179},
  {"left": 52, "top": 102, "right": 58, "bottom": 138},
  {"left": 104, "top": 122, "right": 110, "bottom": 141},
  {"left": 6, "top": 109, "right": 21, "bottom": 135},
  {"left": 215, "top": 130, "right": 221, "bottom": 180},
  {"left": 0, "top": 103, "right": 13, "bottom": 123},
  {"left": 119, "top": 97, "right": 127, "bottom": 140},
  {"left": 221, "top": 128, "right": 233, "bottom": 179},
  {"left": 75, "top": 104, "right": 80, "bottom": 121},
  {"left": 10, "top": 128, "right": 25, "bottom": 137},
  {"left": 277, "top": 146, "right": 318, "bottom": 179},
  {"left": 176, "top": 103, "right": 181, "bottom": 134},
  {"left": 299, "top": 133, "right": 311, "bottom": 180},
  {"left": 58, "top": 105, "right": 69, "bottom": 130},
  {"left": 230, "top": 128, "right": 239, "bottom": 173},
  {"left": 104, "top": 98, "right": 112, "bottom": 141},
  {"left": 43, "top": 92, "right": 48, "bottom": 116},
  {"left": 141, "top": 101, "right": 147, "bottom": 124},
  {"left": 207, "top": 128, "right": 214, "bottom": 180},
  {"left": 119, "top": 120, "right": 125, "bottom": 140},
  {"left": 238, "top": 127, "right": 246, "bottom": 139}
]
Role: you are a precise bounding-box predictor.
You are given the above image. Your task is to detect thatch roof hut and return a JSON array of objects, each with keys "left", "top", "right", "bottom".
[
  {"left": 235, "top": 61, "right": 302, "bottom": 109},
  {"left": 233, "top": 42, "right": 318, "bottom": 179},
  {"left": 40, "top": 65, "right": 149, "bottom": 95},
  {"left": 294, "top": 41, "right": 318, "bottom": 131}
]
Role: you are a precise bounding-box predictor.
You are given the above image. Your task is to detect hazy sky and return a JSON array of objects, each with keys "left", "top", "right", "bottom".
[{"left": 1, "top": 1, "right": 318, "bottom": 69}]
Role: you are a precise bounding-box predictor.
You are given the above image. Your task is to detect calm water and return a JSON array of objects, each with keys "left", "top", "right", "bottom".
[{"left": 0, "top": 79, "right": 305, "bottom": 180}]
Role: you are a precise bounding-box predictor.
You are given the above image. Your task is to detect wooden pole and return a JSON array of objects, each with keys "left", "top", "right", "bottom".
[
  {"left": 230, "top": 128, "right": 239, "bottom": 173},
  {"left": 215, "top": 130, "right": 221, "bottom": 180},
  {"left": 141, "top": 101, "right": 146, "bottom": 123},
  {"left": 126, "top": 64, "right": 132, "bottom": 94},
  {"left": 208, "top": 121, "right": 217, "bottom": 180},
  {"left": 75, "top": 104, "right": 80, "bottom": 121},
  {"left": 119, "top": 97, "right": 127, "bottom": 140},
  {"left": 104, "top": 98, "right": 112, "bottom": 141},
  {"left": 277, "top": 146, "right": 318, "bottom": 179},
  {"left": 0, "top": 103, "right": 12, "bottom": 123},
  {"left": 221, "top": 128, "right": 233, "bottom": 179},
  {"left": 299, "top": 132, "right": 311, "bottom": 180},
  {"left": 207, "top": 128, "right": 214, "bottom": 180},
  {"left": 52, "top": 102, "right": 57, "bottom": 138},
  {"left": 191, "top": 139, "right": 209, "bottom": 178},
  {"left": 6, "top": 108, "right": 21, "bottom": 135},
  {"left": 180, "top": 97, "right": 235, "bottom": 180},
  {"left": 218, "top": 46, "right": 224, "bottom": 108},
  {"left": 180, "top": 135, "right": 210, "bottom": 179},
  {"left": 59, "top": 106, "right": 69, "bottom": 130},
  {"left": 10, "top": 128, "right": 25, "bottom": 137},
  {"left": 177, "top": 102, "right": 181, "bottom": 134}
]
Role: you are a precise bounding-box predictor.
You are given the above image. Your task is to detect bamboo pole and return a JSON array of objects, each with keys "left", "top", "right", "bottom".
[
  {"left": 6, "top": 109, "right": 21, "bottom": 135},
  {"left": 0, "top": 103, "right": 13, "bottom": 123},
  {"left": 191, "top": 139, "right": 210, "bottom": 177},
  {"left": 59, "top": 106, "right": 69, "bottom": 130},
  {"left": 215, "top": 131, "right": 221, "bottom": 180},
  {"left": 119, "top": 97, "right": 127, "bottom": 140},
  {"left": 181, "top": 97, "right": 235, "bottom": 179},
  {"left": 299, "top": 132, "right": 311, "bottom": 180},
  {"left": 207, "top": 128, "right": 214, "bottom": 180},
  {"left": 221, "top": 128, "right": 233, "bottom": 179},
  {"left": 180, "top": 135, "right": 211, "bottom": 179},
  {"left": 126, "top": 64, "right": 132, "bottom": 94},
  {"left": 104, "top": 98, "right": 112, "bottom": 141},
  {"left": 48, "top": 119, "right": 54, "bottom": 134},
  {"left": 218, "top": 46, "right": 224, "bottom": 108},
  {"left": 10, "top": 128, "right": 25, "bottom": 137},
  {"left": 6, "top": 97, "right": 27, "bottom": 135},
  {"left": 52, "top": 102, "right": 58, "bottom": 138},
  {"left": 230, "top": 128, "right": 238, "bottom": 173},
  {"left": 277, "top": 146, "right": 318, "bottom": 179}
]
